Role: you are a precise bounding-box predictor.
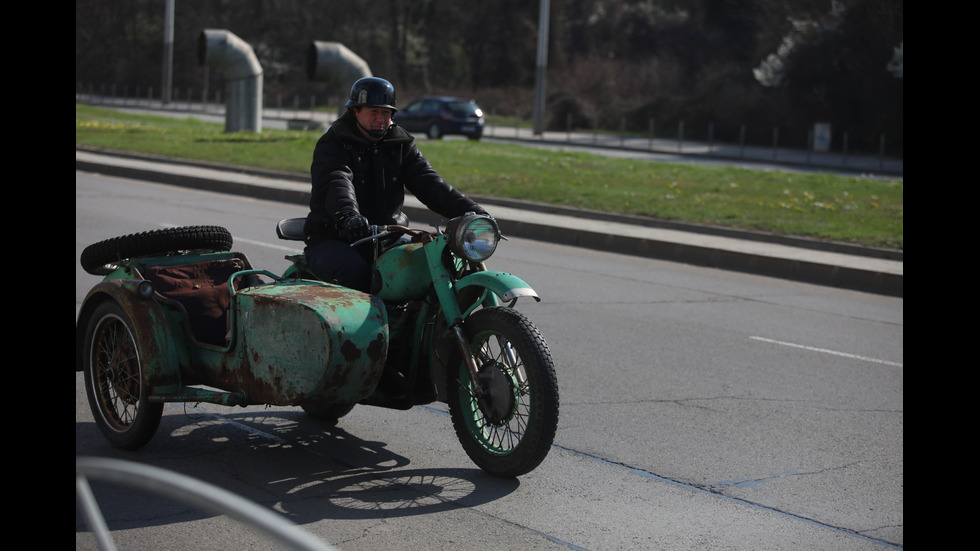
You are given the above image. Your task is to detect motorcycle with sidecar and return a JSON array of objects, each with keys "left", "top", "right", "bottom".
[{"left": 76, "top": 214, "right": 559, "bottom": 478}]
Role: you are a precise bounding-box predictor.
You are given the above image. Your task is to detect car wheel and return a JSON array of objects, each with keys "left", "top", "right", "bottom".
[{"left": 427, "top": 123, "right": 442, "bottom": 139}]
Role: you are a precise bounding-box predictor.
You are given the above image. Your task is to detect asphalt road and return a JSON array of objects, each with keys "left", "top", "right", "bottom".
[{"left": 76, "top": 171, "right": 903, "bottom": 550}]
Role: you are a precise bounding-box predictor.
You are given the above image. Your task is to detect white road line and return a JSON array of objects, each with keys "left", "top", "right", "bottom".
[
  {"left": 160, "top": 223, "right": 303, "bottom": 253},
  {"left": 234, "top": 236, "right": 302, "bottom": 253},
  {"left": 750, "top": 336, "right": 902, "bottom": 367}
]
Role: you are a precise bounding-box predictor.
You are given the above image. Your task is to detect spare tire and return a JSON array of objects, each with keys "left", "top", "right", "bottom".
[{"left": 80, "top": 226, "right": 233, "bottom": 275}]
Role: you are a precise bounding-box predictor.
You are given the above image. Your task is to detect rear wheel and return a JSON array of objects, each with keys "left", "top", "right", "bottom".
[
  {"left": 80, "top": 225, "right": 233, "bottom": 275},
  {"left": 447, "top": 307, "right": 559, "bottom": 478},
  {"left": 427, "top": 123, "right": 442, "bottom": 139},
  {"left": 83, "top": 300, "right": 163, "bottom": 450}
]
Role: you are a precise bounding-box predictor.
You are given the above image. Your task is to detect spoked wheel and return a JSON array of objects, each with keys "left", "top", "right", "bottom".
[
  {"left": 447, "top": 307, "right": 559, "bottom": 478},
  {"left": 83, "top": 301, "right": 163, "bottom": 450}
]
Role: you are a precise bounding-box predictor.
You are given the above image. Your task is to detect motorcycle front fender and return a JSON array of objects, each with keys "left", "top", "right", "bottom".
[{"left": 455, "top": 271, "right": 540, "bottom": 307}]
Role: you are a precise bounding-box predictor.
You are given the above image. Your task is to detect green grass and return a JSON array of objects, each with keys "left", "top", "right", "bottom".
[{"left": 75, "top": 104, "right": 903, "bottom": 250}]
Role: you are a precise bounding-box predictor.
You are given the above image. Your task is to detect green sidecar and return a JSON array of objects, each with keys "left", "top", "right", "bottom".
[{"left": 76, "top": 225, "right": 389, "bottom": 451}]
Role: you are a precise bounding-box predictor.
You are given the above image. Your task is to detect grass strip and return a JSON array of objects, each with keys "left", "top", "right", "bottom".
[{"left": 75, "top": 104, "right": 902, "bottom": 250}]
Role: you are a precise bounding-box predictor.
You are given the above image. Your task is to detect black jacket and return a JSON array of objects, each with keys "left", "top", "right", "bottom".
[{"left": 304, "top": 110, "right": 483, "bottom": 241}]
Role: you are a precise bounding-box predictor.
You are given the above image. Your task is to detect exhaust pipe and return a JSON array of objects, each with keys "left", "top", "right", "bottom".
[{"left": 198, "top": 29, "right": 263, "bottom": 132}]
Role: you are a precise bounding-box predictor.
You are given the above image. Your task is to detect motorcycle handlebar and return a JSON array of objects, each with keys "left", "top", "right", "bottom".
[{"left": 349, "top": 225, "right": 418, "bottom": 248}]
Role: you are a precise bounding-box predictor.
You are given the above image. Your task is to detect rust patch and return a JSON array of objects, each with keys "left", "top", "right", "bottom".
[
  {"left": 367, "top": 333, "right": 387, "bottom": 362},
  {"left": 340, "top": 339, "right": 362, "bottom": 362}
]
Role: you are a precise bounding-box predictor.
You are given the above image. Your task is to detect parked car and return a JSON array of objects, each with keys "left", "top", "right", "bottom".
[{"left": 394, "top": 96, "right": 485, "bottom": 140}]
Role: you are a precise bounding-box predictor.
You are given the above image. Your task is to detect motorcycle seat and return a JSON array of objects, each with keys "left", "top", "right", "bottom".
[{"left": 276, "top": 218, "right": 306, "bottom": 241}]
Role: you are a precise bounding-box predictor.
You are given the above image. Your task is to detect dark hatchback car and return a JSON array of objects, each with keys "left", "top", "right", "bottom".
[{"left": 394, "top": 96, "right": 485, "bottom": 140}]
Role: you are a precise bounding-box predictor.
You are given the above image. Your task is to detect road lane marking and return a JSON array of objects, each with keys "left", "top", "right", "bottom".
[
  {"left": 160, "top": 223, "right": 304, "bottom": 253},
  {"left": 750, "top": 336, "right": 902, "bottom": 367},
  {"left": 233, "top": 235, "right": 302, "bottom": 253}
]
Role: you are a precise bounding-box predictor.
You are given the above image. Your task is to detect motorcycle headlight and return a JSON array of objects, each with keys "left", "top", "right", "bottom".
[{"left": 447, "top": 214, "right": 500, "bottom": 262}]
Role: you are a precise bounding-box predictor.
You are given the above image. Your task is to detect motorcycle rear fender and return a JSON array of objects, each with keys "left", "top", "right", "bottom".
[
  {"left": 454, "top": 271, "right": 540, "bottom": 306},
  {"left": 75, "top": 279, "right": 183, "bottom": 392}
]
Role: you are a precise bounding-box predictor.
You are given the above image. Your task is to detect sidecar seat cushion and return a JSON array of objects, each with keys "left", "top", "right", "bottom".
[{"left": 143, "top": 258, "right": 246, "bottom": 346}]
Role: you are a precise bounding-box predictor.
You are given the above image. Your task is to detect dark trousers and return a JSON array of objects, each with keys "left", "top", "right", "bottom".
[{"left": 304, "top": 240, "right": 372, "bottom": 293}]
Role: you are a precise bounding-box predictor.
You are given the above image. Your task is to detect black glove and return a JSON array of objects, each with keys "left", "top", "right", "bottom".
[{"left": 335, "top": 211, "right": 371, "bottom": 243}]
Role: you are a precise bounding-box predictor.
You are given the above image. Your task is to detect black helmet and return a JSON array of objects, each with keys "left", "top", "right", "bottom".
[{"left": 345, "top": 77, "right": 397, "bottom": 112}]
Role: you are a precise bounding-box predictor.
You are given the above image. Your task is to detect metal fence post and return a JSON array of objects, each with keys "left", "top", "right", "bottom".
[
  {"left": 806, "top": 129, "right": 813, "bottom": 165},
  {"left": 879, "top": 134, "right": 885, "bottom": 170}
]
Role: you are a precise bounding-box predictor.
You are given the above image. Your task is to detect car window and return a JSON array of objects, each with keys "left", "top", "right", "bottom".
[{"left": 447, "top": 101, "right": 481, "bottom": 116}]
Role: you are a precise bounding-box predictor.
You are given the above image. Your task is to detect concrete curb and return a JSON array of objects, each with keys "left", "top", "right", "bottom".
[{"left": 76, "top": 148, "right": 902, "bottom": 297}]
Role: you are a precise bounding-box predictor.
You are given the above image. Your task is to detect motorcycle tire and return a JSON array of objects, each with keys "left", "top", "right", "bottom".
[
  {"left": 82, "top": 299, "right": 164, "bottom": 450},
  {"left": 80, "top": 225, "right": 234, "bottom": 275},
  {"left": 447, "top": 306, "right": 559, "bottom": 478}
]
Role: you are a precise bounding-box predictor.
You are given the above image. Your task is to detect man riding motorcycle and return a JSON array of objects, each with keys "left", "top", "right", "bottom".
[{"left": 302, "top": 76, "right": 489, "bottom": 293}]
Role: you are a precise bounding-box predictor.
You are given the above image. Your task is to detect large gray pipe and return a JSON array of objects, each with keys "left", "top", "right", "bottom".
[
  {"left": 306, "top": 41, "right": 372, "bottom": 103},
  {"left": 198, "top": 29, "right": 263, "bottom": 132}
]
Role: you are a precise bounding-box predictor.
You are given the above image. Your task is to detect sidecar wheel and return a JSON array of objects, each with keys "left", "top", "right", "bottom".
[
  {"left": 447, "top": 307, "right": 559, "bottom": 478},
  {"left": 80, "top": 225, "right": 233, "bottom": 275},
  {"left": 301, "top": 403, "right": 355, "bottom": 425},
  {"left": 83, "top": 300, "right": 163, "bottom": 450}
]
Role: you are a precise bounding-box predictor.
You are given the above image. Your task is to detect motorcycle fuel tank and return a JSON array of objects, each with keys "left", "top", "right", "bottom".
[{"left": 374, "top": 242, "right": 431, "bottom": 301}]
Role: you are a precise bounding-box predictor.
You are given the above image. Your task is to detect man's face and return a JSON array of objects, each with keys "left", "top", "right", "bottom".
[{"left": 354, "top": 106, "right": 394, "bottom": 140}]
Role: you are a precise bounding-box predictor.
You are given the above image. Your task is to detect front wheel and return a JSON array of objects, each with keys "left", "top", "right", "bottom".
[
  {"left": 83, "top": 300, "right": 164, "bottom": 450},
  {"left": 447, "top": 307, "right": 559, "bottom": 478}
]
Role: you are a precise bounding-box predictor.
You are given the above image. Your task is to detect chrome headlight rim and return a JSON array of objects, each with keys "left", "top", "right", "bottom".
[{"left": 447, "top": 214, "right": 500, "bottom": 262}]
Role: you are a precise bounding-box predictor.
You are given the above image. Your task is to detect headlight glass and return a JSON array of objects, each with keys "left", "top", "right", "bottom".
[{"left": 451, "top": 216, "right": 499, "bottom": 262}]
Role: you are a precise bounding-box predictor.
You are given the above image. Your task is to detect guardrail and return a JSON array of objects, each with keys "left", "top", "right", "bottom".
[{"left": 76, "top": 456, "right": 336, "bottom": 551}]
